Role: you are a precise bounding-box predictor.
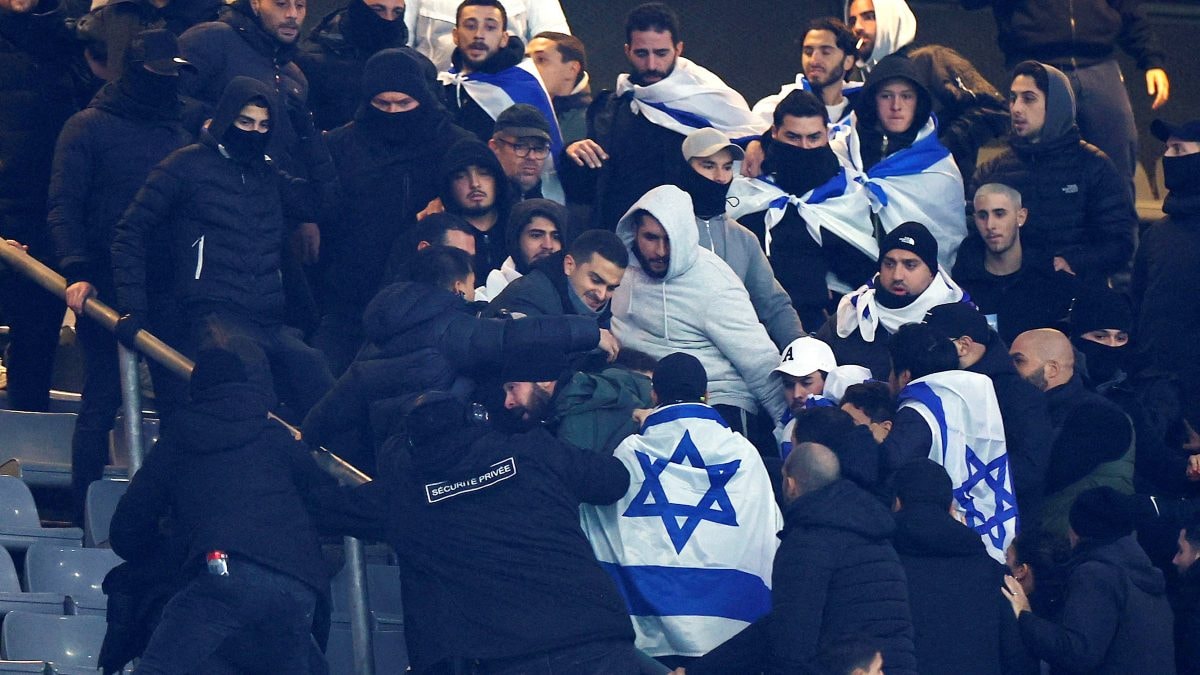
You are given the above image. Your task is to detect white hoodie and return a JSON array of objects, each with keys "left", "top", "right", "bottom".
[
  {"left": 845, "top": 0, "right": 917, "bottom": 74},
  {"left": 611, "top": 186, "right": 786, "bottom": 422}
]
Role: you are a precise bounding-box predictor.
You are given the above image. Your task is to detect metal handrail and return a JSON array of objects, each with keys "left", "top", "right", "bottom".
[{"left": 0, "top": 242, "right": 375, "bottom": 673}]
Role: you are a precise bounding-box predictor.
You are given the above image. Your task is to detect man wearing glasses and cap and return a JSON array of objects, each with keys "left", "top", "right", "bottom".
[{"left": 490, "top": 103, "right": 557, "bottom": 202}]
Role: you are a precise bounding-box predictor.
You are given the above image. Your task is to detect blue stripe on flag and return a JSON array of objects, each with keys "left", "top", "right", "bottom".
[
  {"left": 641, "top": 100, "right": 713, "bottom": 132},
  {"left": 462, "top": 66, "right": 564, "bottom": 159},
  {"left": 599, "top": 562, "right": 771, "bottom": 623},
  {"left": 899, "top": 382, "right": 949, "bottom": 463},
  {"left": 865, "top": 119, "right": 950, "bottom": 180},
  {"left": 807, "top": 168, "right": 847, "bottom": 205},
  {"left": 640, "top": 404, "right": 729, "bottom": 434}
]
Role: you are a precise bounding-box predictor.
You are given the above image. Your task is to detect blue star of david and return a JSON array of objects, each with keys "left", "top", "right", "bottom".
[
  {"left": 953, "top": 446, "right": 1021, "bottom": 548},
  {"left": 622, "top": 430, "right": 741, "bottom": 554}
]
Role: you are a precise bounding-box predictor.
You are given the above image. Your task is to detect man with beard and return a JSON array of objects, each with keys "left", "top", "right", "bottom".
[
  {"left": 489, "top": 103, "right": 555, "bottom": 202},
  {"left": 475, "top": 198, "right": 567, "bottom": 302},
  {"left": 611, "top": 185, "right": 785, "bottom": 455},
  {"left": 406, "top": 0, "right": 570, "bottom": 72},
  {"left": 754, "top": 18, "right": 861, "bottom": 126},
  {"left": 298, "top": 0, "right": 428, "bottom": 130},
  {"left": 435, "top": 137, "right": 511, "bottom": 275},
  {"left": 674, "top": 128, "right": 802, "bottom": 347},
  {"left": 501, "top": 344, "right": 651, "bottom": 455},
  {"left": 731, "top": 90, "right": 875, "bottom": 329},
  {"left": 1008, "top": 329, "right": 1134, "bottom": 536},
  {"left": 560, "top": 2, "right": 765, "bottom": 231},
  {"left": 47, "top": 29, "right": 196, "bottom": 518},
  {"left": 316, "top": 49, "right": 472, "bottom": 375}
]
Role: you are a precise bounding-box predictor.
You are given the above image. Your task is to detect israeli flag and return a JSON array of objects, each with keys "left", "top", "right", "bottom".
[
  {"left": 439, "top": 60, "right": 565, "bottom": 202},
  {"left": 614, "top": 57, "right": 768, "bottom": 142},
  {"left": 830, "top": 112, "right": 967, "bottom": 270},
  {"left": 898, "top": 370, "right": 1019, "bottom": 563},
  {"left": 580, "top": 403, "right": 782, "bottom": 657},
  {"left": 751, "top": 74, "right": 864, "bottom": 125}
]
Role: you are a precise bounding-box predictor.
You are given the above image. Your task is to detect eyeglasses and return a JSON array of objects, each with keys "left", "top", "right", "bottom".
[{"left": 493, "top": 137, "right": 551, "bottom": 159}]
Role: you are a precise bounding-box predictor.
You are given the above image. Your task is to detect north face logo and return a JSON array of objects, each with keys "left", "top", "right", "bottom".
[
  {"left": 1062, "top": 184, "right": 1079, "bottom": 194},
  {"left": 899, "top": 236, "right": 916, "bottom": 245}
]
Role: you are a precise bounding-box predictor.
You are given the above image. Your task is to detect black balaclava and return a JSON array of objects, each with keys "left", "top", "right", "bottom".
[
  {"left": 763, "top": 139, "right": 842, "bottom": 197},
  {"left": 1069, "top": 285, "right": 1133, "bottom": 385},
  {"left": 345, "top": 0, "right": 408, "bottom": 54},
  {"left": 209, "top": 76, "right": 277, "bottom": 164},
  {"left": 678, "top": 164, "right": 730, "bottom": 218},
  {"left": 1163, "top": 153, "right": 1200, "bottom": 195},
  {"left": 354, "top": 48, "right": 435, "bottom": 144}
]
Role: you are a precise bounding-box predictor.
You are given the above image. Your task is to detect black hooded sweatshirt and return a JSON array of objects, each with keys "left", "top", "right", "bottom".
[
  {"left": 443, "top": 35, "right": 526, "bottom": 142},
  {"left": 854, "top": 54, "right": 934, "bottom": 173},
  {"left": 112, "top": 76, "right": 331, "bottom": 322},
  {"left": 436, "top": 137, "right": 512, "bottom": 275}
]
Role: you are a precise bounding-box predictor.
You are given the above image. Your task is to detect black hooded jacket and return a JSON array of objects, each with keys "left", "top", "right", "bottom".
[
  {"left": 310, "top": 422, "right": 633, "bottom": 670},
  {"left": 692, "top": 479, "right": 917, "bottom": 675},
  {"left": 854, "top": 55, "right": 934, "bottom": 173},
  {"left": 1017, "top": 535, "right": 1175, "bottom": 674},
  {"left": 1043, "top": 374, "right": 1133, "bottom": 493},
  {"left": 483, "top": 250, "right": 612, "bottom": 328},
  {"left": 436, "top": 138, "right": 512, "bottom": 275},
  {"left": 443, "top": 35, "right": 526, "bottom": 142},
  {"left": 321, "top": 50, "right": 473, "bottom": 313},
  {"left": 301, "top": 281, "right": 602, "bottom": 471},
  {"left": 109, "top": 377, "right": 335, "bottom": 594},
  {"left": 894, "top": 504, "right": 1030, "bottom": 675},
  {"left": 47, "top": 79, "right": 193, "bottom": 292},
  {"left": 973, "top": 64, "right": 1135, "bottom": 279},
  {"left": 111, "top": 76, "right": 332, "bottom": 321}
]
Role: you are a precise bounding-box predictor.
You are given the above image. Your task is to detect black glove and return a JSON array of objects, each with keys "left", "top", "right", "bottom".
[
  {"left": 114, "top": 313, "right": 144, "bottom": 350},
  {"left": 287, "top": 101, "right": 318, "bottom": 141}
]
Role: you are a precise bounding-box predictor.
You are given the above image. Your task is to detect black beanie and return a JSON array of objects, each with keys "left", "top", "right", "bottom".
[
  {"left": 361, "top": 48, "right": 429, "bottom": 103},
  {"left": 500, "top": 344, "right": 570, "bottom": 383},
  {"left": 893, "top": 459, "right": 953, "bottom": 508},
  {"left": 880, "top": 221, "right": 939, "bottom": 274},
  {"left": 653, "top": 352, "right": 707, "bottom": 404},
  {"left": 1068, "top": 285, "right": 1133, "bottom": 337},
  {"left": 190, "top": 347, "right": 248, "bottom": 395},
  {"left": 1069, "top": 486, "right": 1135, "bottom": 543}
]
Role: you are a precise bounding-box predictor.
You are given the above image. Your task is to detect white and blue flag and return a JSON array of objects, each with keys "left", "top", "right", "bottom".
[
  {"left": 581, "top": 403, "right": 782, "bottom": 657},
  {"left": 751, "top": 74, "right": 864, "bottom": 125},
  {"left": 829, "top": 112, "right": 967, "bottom": 270},
  {"left": 439, "top": 60, "right": 565, "bottom": 202},
  {"left": 614, "top": 57, "right": 768, "bottom": 142},
  {"left": 898, "top": 370, "right": 1019, "bottom": 563}
]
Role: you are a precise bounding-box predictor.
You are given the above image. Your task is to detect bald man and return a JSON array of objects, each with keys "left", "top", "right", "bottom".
[
  {"left": 1009, "top": 329, "right": 1134, "bottom": 536},
  {"left": 690, "top": 442, "right": 918, "bottom": 675}
]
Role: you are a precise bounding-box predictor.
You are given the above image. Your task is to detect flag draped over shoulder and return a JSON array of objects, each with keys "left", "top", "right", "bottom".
[
  {"left": 898, "top": 370, "right": 1019, "bottom": 563},
  {"left": 614, "top": 57, "right": 768, "bottom": 142},
  {"left": 439, "top": 60, "right": 566, "bottom": 202},
  {"left": 829, "top": 112, "right": 967, "bottom": 270},
  {"left": 751, "top": 74, "right": 863, "bottom": 123},
  {"left": 580, "top": 403, "right": 782, "bottom": 657}
]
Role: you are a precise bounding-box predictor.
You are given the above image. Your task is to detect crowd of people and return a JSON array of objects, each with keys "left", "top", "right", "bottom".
[{"left": 1, "top": 0, "right": 1197, "bottom": 671}]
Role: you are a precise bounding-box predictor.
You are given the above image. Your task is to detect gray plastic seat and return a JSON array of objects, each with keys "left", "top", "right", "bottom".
[
  {"left": 0, "top": 478, "right": 81, "bottom": 552},
  {"left": 324, "top": 625, "right": 407, "bottom": 675},
  {"left": 330, "top": 563, "right": 403, "bottom": 628},
  {"left": 23, "top": 545, "right": 120, "bottom": 616},
  {"left": 0, "top": 612, "right": 107, "bottom": 670},
  {"left": 0, "top": 661, "right": 52, "bottom": 673},
  {"left": 0, "top": 411, "right": 76, "bottom": 489},
  {"left": 0, "top": 546, "right": 64, "bottom": 620},
  {"left": 83, "top": 479, "right": 128, "bottom": 548}
]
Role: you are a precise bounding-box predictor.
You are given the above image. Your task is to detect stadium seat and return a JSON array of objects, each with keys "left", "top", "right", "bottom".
[
  {"left": 330, "top": 563, "right": 403, "bottom": 628},
  {"left": 0, "top": 411, "right": 131, "bottom": 489},
  {"left": 324, "top": 625, "right": 408, "bottom": 675},
  {"left": 83, "top": 480, "right": 128, "bottom": 548},
  {"left": 108, "top": 416, "right": 159, "bottom": 470},
  {"left": 0, "top": 478, "right": 81, "bottom": 552},
  {"left": 23, "top": 545, "right": 120, "bottom": 616},
  {"left": 0, "top": 660, "right": 53, "bottom": 673},
  {"left": 0, "top": 612, "right": 106, "bottom": 670}
]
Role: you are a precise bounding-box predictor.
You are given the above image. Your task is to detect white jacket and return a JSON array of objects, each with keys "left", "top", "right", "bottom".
[
  {"left": 611, "top": 186, "right": 786, "bottom": 422},
  {"left": 405, "top": 0, "right": 570, "bottom": 72}
]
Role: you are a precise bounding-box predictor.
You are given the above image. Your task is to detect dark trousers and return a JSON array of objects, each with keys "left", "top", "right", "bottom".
[
  {"left": 186, "top": 312, "right": 335, "bottom": 421},
  {"left": 0, "top": 262, "right": 61, "bottom": 411},
  {"left": 135, "top": 557, "right": 325, "bottom": 675},
  {"left": 1063, "top": 59, "right": 1138, "bottom": 196},
  {"left": 70, "top": 317, "right": 121, "bottom": 516},
  {"left": 471, "top": 639, "right": 641, "bottom": 675}
]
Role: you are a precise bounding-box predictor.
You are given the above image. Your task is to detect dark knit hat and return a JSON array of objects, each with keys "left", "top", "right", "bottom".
[
  {"left": 893, "top": 459, "right": 953, "bottom": 508},
  {"left": 190, "top": 347, "right": 249, "bottom": 395},
  {"left": 923, "top": 302, "right": 989, "bottom": 343},
  {"left": 1068, "top": 285, "right": 1133, "bottom": 336},
  {"left": 361, "top": 48, "right": 430, "bottom": 102},
  {"left": 494, "top": 103, "right": 552, "bottom": 141},
  {"left": 653, "top": 352, "right": 707, "bottom": 404},
  {"left": 404, "top": 392, "right": 467, "bottom": 449},
  {"left": 880, "top": 221, "right": 938, "bottom": 274},
  {"left": 1152, "top": 118, "right": 1200, "bottom": 143},
  {"left": 500, "top": 344, "right": 570, "bottom": 383},
  {"left": 1069, "top": 486, "right": 1136, "bottom": 543}
]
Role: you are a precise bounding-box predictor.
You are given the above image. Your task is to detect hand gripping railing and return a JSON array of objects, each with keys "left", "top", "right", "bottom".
[{"left": 0, "top": 243, "right": 377, "bottom": 673}]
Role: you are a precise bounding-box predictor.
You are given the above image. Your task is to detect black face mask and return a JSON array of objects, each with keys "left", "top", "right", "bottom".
[
  {"left": 763, "top": 140, "right": 841, "bottom": 197},
  {"left": 1163, "top": 153, "right": 1200, "bottom": 195},
  {"left": 118, "top": 66, "right": 179, "bottom": 114},
  {"left": 679, "top": 167, "right": 730, "bottom": 218},
  {"left": 355, "top": 102, "right": 430, "bottom": 143},
  {"left": 346, "top": 0, "right": 406, "bottom": 53},
  {"left": 221, "top": 127, "right": 269, "bottom": 163},
  {"left": 874, "top": 283, "right": 918, "bottom": 309},
  {"left": 1074, "top": 338, "right": 1128, "bottom": 385}
]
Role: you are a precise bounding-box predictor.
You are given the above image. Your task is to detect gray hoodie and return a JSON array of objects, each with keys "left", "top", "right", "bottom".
[{"left": 611, "top": 186, "right": 786, "bottom": 422}]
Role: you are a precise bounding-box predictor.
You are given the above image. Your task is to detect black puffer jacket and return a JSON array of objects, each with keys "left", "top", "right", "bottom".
[
  {"left": 1043, "top": 375, "right": 1133, "bottom": 493},
  {"left": 0, "top": 0, "right": 78, "bottom": 238},
  {"left": 973, "top": 64, "right": 1135, "bottom": 279},
  {"left": 960, "top": 0, "right": 1166, "bottom": 71},
  {"left": 484, "top": 251, "right": 612, "bottom": 328},
  {"left": 436, "top": 138, "right": 512, "bottom": 275},
  {"left": 693, "top": 479, "right": 917, "bottom": 675},
  {"left": 301, "top": 281, "right": 602, "bottom": 470},
  {"left": 111, "top": 76, "right": 330, "bottom": 321},
  {"left": 311, "top": 423, "right": 633, "bottom": 671},
  {"left": 47, "top": 81, "right": 193, "bottom": 291},
  {"left": 1018, "top": 535, "right": 1175, "bottom": 675},
  {"left": 110, "top": 375, "right": 335, "bottom": 595},
  {"left": 895, "top": 504, "right": 1031, "bottom": 675}
]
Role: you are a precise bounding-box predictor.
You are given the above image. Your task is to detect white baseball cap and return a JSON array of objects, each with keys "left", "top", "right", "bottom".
[
  {"left": 681, "top": 127, "right": 745, "bottom": 162},
  {"left": 774, "top": 337, "right": 837, "bottom": 377}
]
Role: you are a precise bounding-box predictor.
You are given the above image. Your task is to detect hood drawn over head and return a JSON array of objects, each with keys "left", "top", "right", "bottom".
[{"left": 615, "top": 185, "right": 701, "bottom": 281}]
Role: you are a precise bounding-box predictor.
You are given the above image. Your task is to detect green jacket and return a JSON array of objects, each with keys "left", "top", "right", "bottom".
[
  {"left": 1039, "top": 443, "right": 1136, "bottom": 538},
  {"left": 550, "top": 367, "right": 652, "bottom": 454}
]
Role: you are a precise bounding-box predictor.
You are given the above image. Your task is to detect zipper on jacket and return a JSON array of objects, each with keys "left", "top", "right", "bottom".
[{"left": 193, "top": 235, "right": 205, "bottom": 280}]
